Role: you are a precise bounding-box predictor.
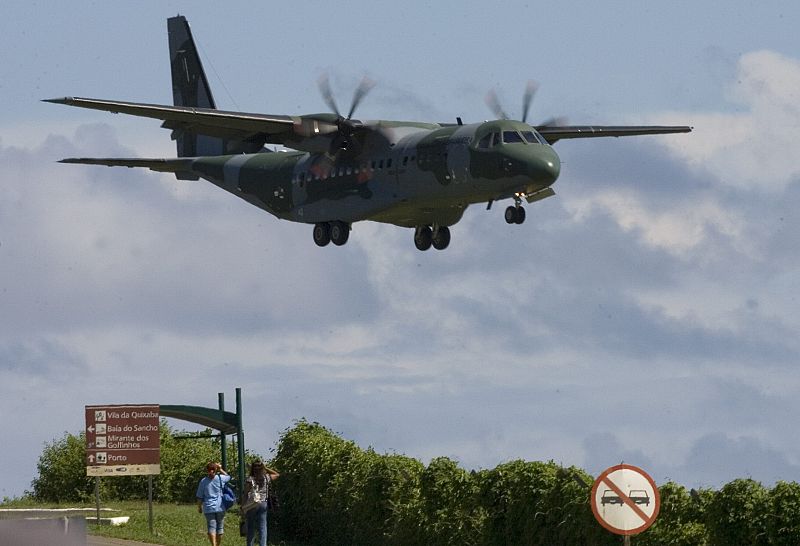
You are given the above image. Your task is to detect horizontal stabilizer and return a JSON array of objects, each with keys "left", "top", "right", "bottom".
[
  {"left": 43, "top": 97, "right": 295, "bottom": 143},
  {"left": 60, "top": 157, "right": 195, "bottom": 175}
]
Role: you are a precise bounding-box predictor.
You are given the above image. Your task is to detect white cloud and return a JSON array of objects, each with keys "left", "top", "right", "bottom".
[{"left": 658, "top": 50, "right": 800, "bottom": 191}]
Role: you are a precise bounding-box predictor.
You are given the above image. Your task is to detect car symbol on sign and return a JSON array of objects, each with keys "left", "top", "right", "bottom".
[
  {"left": 601, "top": 490, "right": 623, "bottom": 505},
  {"left": 629, "top": 490, "right": 650, "bottom": 506}
]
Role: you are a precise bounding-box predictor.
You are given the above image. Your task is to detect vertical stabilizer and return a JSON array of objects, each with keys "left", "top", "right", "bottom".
[{"left": 167, "top": 15, "right": 223, "bottom": 159}]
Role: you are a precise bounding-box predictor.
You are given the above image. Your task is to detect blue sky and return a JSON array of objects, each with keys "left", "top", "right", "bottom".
[{"left": 2, "top": 1, "right": 799, "bottom": 499}]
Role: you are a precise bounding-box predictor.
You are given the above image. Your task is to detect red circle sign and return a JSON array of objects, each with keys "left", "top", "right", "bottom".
[{"left": 590, "top": 464, "right": 660, "bottom": 536}]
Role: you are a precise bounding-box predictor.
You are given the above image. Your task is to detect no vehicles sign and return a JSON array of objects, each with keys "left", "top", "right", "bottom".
[{"left": 591, "top": 464, "right": 660, "bottom": 536}]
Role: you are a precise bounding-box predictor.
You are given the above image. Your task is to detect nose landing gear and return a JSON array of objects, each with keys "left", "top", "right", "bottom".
[{"left": 505, "top": 196, "right": 527, "bottom": 225}]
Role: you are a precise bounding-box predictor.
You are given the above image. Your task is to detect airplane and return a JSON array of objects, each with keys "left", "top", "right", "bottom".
[{"left": 46, "top": 15, "right": 691, "bottom": 251}]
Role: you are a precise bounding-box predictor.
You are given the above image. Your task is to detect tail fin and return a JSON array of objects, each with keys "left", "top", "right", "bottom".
[{"left": 167, "top": 15, "right": 222, "bottom": 160}]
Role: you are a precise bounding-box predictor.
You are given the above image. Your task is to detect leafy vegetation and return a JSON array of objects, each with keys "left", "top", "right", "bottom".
[
  {"left": 13, "top": 419, "right": 800, "bottom": 545},
  {"left": 30, "top": 421, "right": 241, "bottom": 503}
]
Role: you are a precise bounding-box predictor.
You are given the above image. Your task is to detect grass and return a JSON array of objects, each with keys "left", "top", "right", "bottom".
[{"left": 2, "top": 499, "right": 297, "bottom": 546}]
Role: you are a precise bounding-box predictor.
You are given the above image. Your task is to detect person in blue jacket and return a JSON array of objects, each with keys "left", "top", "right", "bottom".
[{"left": 196, "top": 461, "right": 231, "bottom": 546}]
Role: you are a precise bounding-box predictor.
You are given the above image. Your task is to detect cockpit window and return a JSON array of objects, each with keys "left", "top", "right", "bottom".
[
  {"left": 477, "top": 133, "right": 492, "bottom": 149},
  {"left": 503, "top": 131, "right": 524, "bottom": 143},
  {"left": 491, "top": 132, "right": 502, "bottom": 147},
  {"left": 521, "top": 130, "right": 546, "bottom": 145}
]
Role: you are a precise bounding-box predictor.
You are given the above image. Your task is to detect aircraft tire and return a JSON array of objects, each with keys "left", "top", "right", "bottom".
[
  {"left": 313, "top": 223, "right": 331, "bottom": 247},
  {"left": 515, "top": 206, "right": 526, "bottom": 224},
  {"left": 330, "top": 221, "right": 350, "bottom": 246},
  {"left": 432, "top": 226, "right": 451, "bottom": 250},
  {"left": 414, "top": 226, "right": 433, "bottom": 251},
  {"left": 505, "top": 206, "right": 517, "bottom": 224}
]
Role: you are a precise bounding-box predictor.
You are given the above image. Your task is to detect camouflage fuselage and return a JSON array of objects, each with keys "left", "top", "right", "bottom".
[{"left": 185, "top": 119, "right": 560, "bottom": 229}]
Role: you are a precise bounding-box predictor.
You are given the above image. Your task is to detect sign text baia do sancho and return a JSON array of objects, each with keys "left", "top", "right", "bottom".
[{"left": 85, "top": 404, "right": 160, "bottom": 476}]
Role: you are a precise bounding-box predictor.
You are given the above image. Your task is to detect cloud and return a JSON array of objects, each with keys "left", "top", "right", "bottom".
[
  {"left": 2, "top": 50, "right": 800, "bottom": 499},
  {"left": 657, "top": 50, "right": 800, "bottom": 192}
]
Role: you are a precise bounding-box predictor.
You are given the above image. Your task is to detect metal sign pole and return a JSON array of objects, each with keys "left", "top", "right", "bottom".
[
  {"left": 219, "top": 393, "right": 228, "bottom": 471},
  {"left": 95, "top": 477, "right": 100, "bottom": 524},
  {"left": 148, "top": 475, "right": 154, "bottom": 534}
]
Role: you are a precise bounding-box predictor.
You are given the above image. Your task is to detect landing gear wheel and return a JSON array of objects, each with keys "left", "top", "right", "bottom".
[
  {"left": 330, "top": 221, "right": 350, "bottom": 246},
  {"left": 504, "top": 205, "right": 526, "bottom": 225},
  {"left": 505, "top": 206, "right": 517, "bottom": 224},
  {"left": 432, "top": 226, "right": 451, "bottom": 250},
  {"left": 313, "top": 222, "right": 331, "bottom": 247},
  {"left": 414, "top": 226, "right": 433, "bottom": 251}
]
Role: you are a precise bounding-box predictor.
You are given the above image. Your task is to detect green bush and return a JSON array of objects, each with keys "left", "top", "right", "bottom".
[
  {"left": 32, "top": 419, "right": 800, "bottom": 546},
  {"left": 705, "top": 478, "right": 769, "bottom": 546},
  {"left": 31, "top": 421, "right": 235, "bottom": 503},
  {"left": 32, "top": 431, "right": 95, "bottom": 502}
]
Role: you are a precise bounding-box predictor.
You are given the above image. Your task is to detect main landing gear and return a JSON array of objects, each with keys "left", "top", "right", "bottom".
[
  {"left": 313, "top": 221, "right": 350, "bottom": 247},
  {"left": 414, "top": 225, "right": 450, "bottom": 251}
]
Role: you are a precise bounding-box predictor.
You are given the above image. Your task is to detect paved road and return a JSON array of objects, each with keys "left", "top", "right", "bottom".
[{"left": 88, "top": 535, "right": 159, "bottom": 546}]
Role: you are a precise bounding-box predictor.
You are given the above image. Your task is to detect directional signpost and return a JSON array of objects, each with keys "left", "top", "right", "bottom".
[
  {"left": 591, "top": 464, "right": 660, "bottom": 543},
  {"left": 85, "top": 404, "right": 160, "bottom": 532},
  {"left": 85, "top": 404, "right": 160, "bottom": 476}
]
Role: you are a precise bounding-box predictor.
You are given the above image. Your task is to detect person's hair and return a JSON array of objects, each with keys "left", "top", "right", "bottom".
[
  {"left": 206, "top": 462, "right": 216, "bottom": 471},
  {"left": 250, "top": 460, "right": 265, "bottom": 476}
]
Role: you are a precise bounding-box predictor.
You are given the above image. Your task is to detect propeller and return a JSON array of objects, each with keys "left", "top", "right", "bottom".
[
  {"left": 485, "top": 80, "right": 565, "bottom": 127},
  {"left": 317, "top": 74, "right": 376, "bottom": 154}
]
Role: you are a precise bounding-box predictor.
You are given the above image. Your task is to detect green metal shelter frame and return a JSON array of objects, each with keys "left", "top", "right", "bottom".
[{"left": 161, "top": 387, "right": 246, "bottom": 499}]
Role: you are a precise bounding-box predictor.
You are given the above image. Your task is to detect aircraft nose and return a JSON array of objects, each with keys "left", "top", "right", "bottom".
[{"left": 530, "top": 150, "right": 561, "bottom": 184}]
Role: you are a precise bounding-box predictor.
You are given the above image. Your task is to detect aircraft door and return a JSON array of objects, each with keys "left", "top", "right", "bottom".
[{"left": 447, "top": 140, "right": 470, "bottom": 184}]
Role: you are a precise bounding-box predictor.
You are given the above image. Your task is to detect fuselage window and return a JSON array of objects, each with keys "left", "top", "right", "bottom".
[
  {"left": 379, "top": 159, "right": 384, "bottom": 169},
  {"left": 403, "top": 156, "right": 408, "bottom": 166},
  {"left": 503, "top": 131, "right": 524, "bottom": 143},
  {"left": 477, "top": 133, "right": 492, "bottom": 149},
  {"left": 387, "top": 158, "right": 393, "bottom": 168}
]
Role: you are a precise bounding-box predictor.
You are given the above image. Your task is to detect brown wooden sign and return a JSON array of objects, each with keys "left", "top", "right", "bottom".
[{"left": 85, "top": 404, "right": 160, "bottom": 476}]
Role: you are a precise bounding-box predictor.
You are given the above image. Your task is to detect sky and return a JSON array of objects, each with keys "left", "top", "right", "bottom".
[{"left": 1, "top": 1, "right": 799, "bottom": 499}]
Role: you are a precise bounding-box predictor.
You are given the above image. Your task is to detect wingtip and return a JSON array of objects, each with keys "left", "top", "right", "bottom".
[{"left": 42, "top": 97, "right": 70, "bottom": 104}]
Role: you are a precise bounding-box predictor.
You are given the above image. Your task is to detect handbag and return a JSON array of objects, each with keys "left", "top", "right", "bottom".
[
  {"left": 267, "top": 486, "right": 279, "bottom": 510},
  {"left": 220, "top": 476, "right": 237, "bottom": 511}
]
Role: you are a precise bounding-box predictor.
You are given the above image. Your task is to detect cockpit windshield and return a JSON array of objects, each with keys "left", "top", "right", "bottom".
[
  {"left": 503, "top": 131, "right": 524, "bottom": 144},
  {"left": 475, "top": 128, "right": 548, "bottom": 150},
  {"left": 521, "top": 130, "right": 547, "bottom": 145}
]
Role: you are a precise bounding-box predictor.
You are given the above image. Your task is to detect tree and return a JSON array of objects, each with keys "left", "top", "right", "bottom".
[
  {"left": 31, "top": 421, "right": 245, "bottom": 503},
  {"left": 705, "top": 478, "right": 769, "bottom": 546},
  {"left": 32, "top": 431, "right": 95, "bottom": 502}
]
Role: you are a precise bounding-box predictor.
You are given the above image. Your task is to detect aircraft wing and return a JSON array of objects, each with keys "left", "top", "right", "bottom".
[
  {"left": 536, "top": 125, "right": 692, "bottom": 144},
  {"left": 44, "top": 97, "right": 299, "bottom": 142}
]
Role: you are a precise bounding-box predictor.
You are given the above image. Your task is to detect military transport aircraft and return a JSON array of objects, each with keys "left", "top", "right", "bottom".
[{"left": 46, "top": 15, "right": 691, "bottom": 251}]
